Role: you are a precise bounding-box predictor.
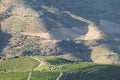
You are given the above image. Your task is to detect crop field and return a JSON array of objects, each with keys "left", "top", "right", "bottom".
[
  {"left": 30, "top": 71, "right": 59, "bottom": 80},
  {"left": 0, "top": 56, "right": 120, "bottom": 80},
  {"left": 34, "top": 60, "right": 107, "bottom": 72},
  {"left": 0, "top": 57, "right": 39, "bottom": 71},
  {"left": 40, "top": 56, "right": 74, "bottom": 65},
  {"left": 60, "top": 65, "right": 120, "bottom": 80},
  {"left": 0, "top": 72, "right": 27, "bottom": 80}
]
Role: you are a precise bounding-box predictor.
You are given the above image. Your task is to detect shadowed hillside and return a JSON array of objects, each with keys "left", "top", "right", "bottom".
[
  {"left": 0, "top": 0, "right": 120, "bottom": 63},
  {"left": 0, "top": 24, "right": 11, "bottom": 53},
  {"left": 57, "top": 40, "right": 92, "bottom": 62}
]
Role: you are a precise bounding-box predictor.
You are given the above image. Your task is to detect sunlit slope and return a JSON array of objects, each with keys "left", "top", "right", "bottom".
[
  {"left": 0, "top": 57, "right": 39, "bottom": 71},
  {"left": 0, "top": 56, "right": 120, "bottom": 80},
  {"left": 60, "top": 65, "right": 120, "bottom": 80},
  {"left": 0, "top": 72, "right": 27, "bottom": 80}
]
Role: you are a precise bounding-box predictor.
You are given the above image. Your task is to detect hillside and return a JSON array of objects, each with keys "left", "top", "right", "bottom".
[
  {"left": 60, "top": 65, "right": 120, "bottom": 80},
  {"left": 0, "top": 57, "right": 39, "bottom": 71},
  {"left": 0, "top": 0, "right": 120, "bottom": 64},
  {"left": 0, "top": 56, "right": 120, "bottom": 80}
]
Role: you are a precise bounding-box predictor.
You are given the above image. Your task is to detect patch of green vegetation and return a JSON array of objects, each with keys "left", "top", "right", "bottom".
[
  {"left": 40, "top": 56, "right": 74, "bottom": 65},
  {"left": 34, "top": 56, "right": 75, "bottom": 71},
  {"left": 30, "top": 71, "right": 59, "bottom": 80},
  {"left": 0, "top": 72, "right": 27, "bottom": 80},
  {"left": 0, "top": 57, "right": 39, "bottom": 71},
  {"left": 34, "top": 61, "right": 98, "bottom": 72},
  {"left": 60, "top": 62, "right": 97, "bottom": 72},
  {"left": 34, "top": 65, "right": 49, "bottom": 71},
  {"left": 60, "top": 65, "right": 120, "bottom": 80},
  {"left": 0, "top": 56, "right": 120, "bottom": 80}
]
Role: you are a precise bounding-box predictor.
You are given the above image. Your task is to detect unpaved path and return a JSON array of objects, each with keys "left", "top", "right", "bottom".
[
  {"left": 21, "top": 32, "right": 51, "bottom": 39},
  {"left": 69, "top": 13, "right": 102, "bottom": 40},
  {"left": 56, "top": 72, "right": 63, "bottom": 80},
  {"left": 69, "top": 13, "right": 94, "bottom": 25},
  {"left": 84, "top": 25, "right": 101, "bottom": 40},
  {"left": 31, "top": 57, "right": 46, "bottom": 69},
  {"left": 26, "top": 71, "right": 32, "bottom": 80}
]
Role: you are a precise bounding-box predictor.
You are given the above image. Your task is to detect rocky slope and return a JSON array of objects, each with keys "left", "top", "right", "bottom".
[{"left": 0, "top": 0, "right": 120, "bottom": 64}]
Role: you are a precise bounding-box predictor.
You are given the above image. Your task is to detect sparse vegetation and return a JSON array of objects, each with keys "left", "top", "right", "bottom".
[{"left": 0, "top": 0, "right": 120, "bottom": 80}]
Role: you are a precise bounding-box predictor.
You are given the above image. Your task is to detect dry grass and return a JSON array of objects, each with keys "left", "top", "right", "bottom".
[
  {"left": 84, "top": 25, "right": 101, "bottom": 40},
  {"left": 91, "top": 45, "right": 120, "bottom": 64},
  {"left": 21, "top": 32, "right": 51, "bottom": 39},
  {"left": 69, "top": 13, "right": 102, "bottom": 40}
]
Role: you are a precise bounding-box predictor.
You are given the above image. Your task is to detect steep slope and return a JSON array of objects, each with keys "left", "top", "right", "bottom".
[
  {"left": 60, "top": 65, "right": 120, "bottom": 80},
  {"left": 69, "top": 13, "right": 102, "bottom": 40},
  {"left": 0, "top": 0, "right": 120, "bottom": 64},
  {"left": 0, "top": 56, "right": 120, "bottom": 80}
]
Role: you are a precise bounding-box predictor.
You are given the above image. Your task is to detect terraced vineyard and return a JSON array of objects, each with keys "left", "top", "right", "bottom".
[
  {"left": 33, "top": 56, "right": 75, "bottom": 71},
  {"left": 0, "top": 57, "right": 120, "bottom": 80},
  {"left": 40, "top": 56, "right": 74, "bottom": 65},
  {"left": 60, "top": 65, "right": 120, "bottom": 80},
  {"left": 30, "top": 71, "right": 59, "bottom": 80}
]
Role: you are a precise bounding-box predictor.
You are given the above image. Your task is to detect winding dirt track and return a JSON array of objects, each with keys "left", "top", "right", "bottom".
[
  {"left": 31, "top": 57, "right": 46, "bottom": 70},
  {"left": 21, "top": 32, "right": 51, "bottom": 39},
  {"left": 26, "top": 71, "right": 32, "bottom": 80},
  {"left": 69, "top": 13, "right": 102, "bottom": 40},
  {"left": 56, "top": 72, "right": 63, "bottom": 80}
]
